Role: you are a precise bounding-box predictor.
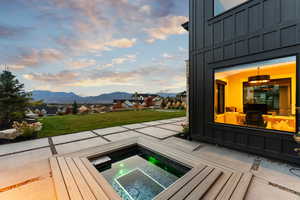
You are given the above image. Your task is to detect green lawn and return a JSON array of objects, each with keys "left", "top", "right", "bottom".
[{"left": 38, "top": 110, "right": 185, "bottom": 138}]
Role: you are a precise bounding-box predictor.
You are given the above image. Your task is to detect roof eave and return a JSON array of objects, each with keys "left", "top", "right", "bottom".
[{"left": 182, "top": 21, "right": 189, "bottom": 31}]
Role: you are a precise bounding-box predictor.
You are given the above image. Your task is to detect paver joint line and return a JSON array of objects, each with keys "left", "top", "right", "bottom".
[
  {"left": 0, "top": 145, "right": 51, "bottom": 158},
  {"left": 48, "top": 137, "right": 58, "bottom": 155},
  {"left": 250, "top": 157, "right": 262, "bottom": 171},
  {"left": 192, "top": 144, "right": 204, "bottom": 152},
  {"left": 154, "top": 126, "right": 181, "bottom": 133},
  {"left": 121, "top": 122, "right": 180, "bottom": 140},
  {"left": 54, "top": 136, "right": 100, "bottom": 146},
  {"left": 91, "top": 130, "right": 111, "bottom": 142},
  {"left": 123, "top": 120, "right": 184, "bottom": 131},
  {"left": 131, "top": 129, "right": 161, "bottom": 139},
  {"left": 99, "top": 129, "right": 133, "bottom": 137},
  {"left": 269, "top": 182, "right": 300, "bottom": 197}
]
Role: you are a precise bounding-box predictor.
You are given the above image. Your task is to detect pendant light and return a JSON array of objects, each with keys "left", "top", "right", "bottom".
[{"left": 248, "top": 66, "right": 270, "bottom": 84}]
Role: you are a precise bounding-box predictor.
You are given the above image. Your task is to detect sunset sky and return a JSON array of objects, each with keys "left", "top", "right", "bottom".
[{"left": 0, "top": 0, "right": 188, "bottom": 96}]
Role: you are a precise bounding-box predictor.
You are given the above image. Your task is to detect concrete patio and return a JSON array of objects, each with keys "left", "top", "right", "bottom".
[{"left": 0, "top": 117, "right": 299, "bottom": 199}]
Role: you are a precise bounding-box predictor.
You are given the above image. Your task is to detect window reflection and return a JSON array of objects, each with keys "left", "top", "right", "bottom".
[
  {"left": 214, "top": 0, "right": 248, "bottom": 16},
  {"left": 214, "top": 57, "right": 296, "bottom": 132}
]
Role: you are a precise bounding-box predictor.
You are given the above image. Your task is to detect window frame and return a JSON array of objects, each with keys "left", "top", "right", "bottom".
[
  {"left": 216, "top": 80, "right": 226, "bottom": 114},
  {"left": 212, "top": 56, "right": 297, "bottom": 134}
]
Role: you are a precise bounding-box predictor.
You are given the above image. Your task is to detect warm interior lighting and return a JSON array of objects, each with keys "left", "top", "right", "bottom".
[
  {"left": 248, "top": 67, "right": 270, "bottom": 84},
  {"left": 214, "top": 57, "right": 296, "bottom": 133}
]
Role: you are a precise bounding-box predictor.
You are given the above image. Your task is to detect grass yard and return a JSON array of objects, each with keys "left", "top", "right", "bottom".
[{"left": 38, "top": 110, "right": 185, "bottom": 138}]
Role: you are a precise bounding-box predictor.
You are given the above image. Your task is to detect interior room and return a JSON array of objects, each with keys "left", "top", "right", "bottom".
[{"left": 214, "top": 56, "right": 296, "bottom": 133}]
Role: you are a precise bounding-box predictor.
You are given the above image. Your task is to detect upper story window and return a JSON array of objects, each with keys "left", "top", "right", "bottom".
[{"left": 214, "top": 0, "right": 248, "bottom": 16}]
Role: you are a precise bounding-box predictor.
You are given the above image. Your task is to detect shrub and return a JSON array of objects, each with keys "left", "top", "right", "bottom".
[
  {"left": 12, "top": 121, "right": 42, "bottom": 139},
  {"left": 160, "top": 99, "right": 167, "bottom": 109},
  {"left": 57, "top": 111, "right": 64, "bottom": 116},
  {"left": 181, "top": 122, "right": 189, "bottom": 135}
]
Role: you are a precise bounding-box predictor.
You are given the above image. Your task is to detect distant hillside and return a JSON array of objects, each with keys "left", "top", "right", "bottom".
[
  {"left": 81, "top": 92, "right": 132, "bottom": 104},
  {"left": 156, "top": 93, "right": 177, "bottom": 98},
  {"left": 31, "top": 90, "right": 83, "bottom": 104},
  {"left": 31, "top": 90, "right": 177, "bottom": 104}
]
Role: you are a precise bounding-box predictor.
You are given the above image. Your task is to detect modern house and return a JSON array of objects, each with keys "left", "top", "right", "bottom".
[{"left": 185, "top": 0, "right": 300, "bottom": 164}]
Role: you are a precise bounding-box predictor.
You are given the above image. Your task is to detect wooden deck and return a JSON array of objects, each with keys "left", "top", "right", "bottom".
[
  {"left": 50, "top": 157, "right": 121, "bottom": 200},
  {"left": 50, "top": 137, "right": 253, "bottom": 200}
]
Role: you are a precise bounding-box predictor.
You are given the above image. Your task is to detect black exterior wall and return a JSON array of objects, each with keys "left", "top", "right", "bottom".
[{"left": 189, "top": 0, "right": 300, "bottom": 164}]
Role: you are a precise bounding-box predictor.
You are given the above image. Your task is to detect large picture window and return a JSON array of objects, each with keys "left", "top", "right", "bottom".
[
  {"left": 214, "top": 0, "right": 248, "bottom": 16},
  {"left": 214, "top": 56, "right": 296, "bottom": 133}
]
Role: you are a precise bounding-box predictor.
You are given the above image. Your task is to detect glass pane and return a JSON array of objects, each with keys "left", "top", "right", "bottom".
[
  {"left": 214, "top": 56, "right": 296, "bottom": 133},
  {"left": 116, "top": 169, "right": 165, "bottom": 200},
  {"left": 214, "top": 0, "right": 248, "bottom": 16}
]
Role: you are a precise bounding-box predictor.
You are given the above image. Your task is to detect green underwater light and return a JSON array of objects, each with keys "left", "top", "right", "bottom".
[
  {"left": 146, "top": 155, "right": 183, "bottom": 177},
  {"left": 117, "top": 169, "right": 128, "bottom": 177},
  {"left": 148, "top": 156, "right": 159, "bottom": 165}
]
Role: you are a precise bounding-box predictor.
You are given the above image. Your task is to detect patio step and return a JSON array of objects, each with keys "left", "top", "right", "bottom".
[
  {"left": 154, "top": 166, "right": 253, "bottom": 200},
  {"left": 207, "top": 172, "right": 253, "bottom": 200}
]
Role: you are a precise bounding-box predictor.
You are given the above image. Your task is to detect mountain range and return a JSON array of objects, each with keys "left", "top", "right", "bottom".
[{"left": 31, "top": 90, "right": 177, "bottom": 104}]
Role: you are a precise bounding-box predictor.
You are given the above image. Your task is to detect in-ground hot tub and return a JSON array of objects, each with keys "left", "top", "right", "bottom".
[
  {"left": 90, "top": 145, "right": 190, "bottom": 200},
  {"left": 51, "top": 137, "right": 251, "bottom": 200}
]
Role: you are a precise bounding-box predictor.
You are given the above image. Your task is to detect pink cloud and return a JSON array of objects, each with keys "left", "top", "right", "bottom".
[
  {"left": 67, "top": 59, "right": 96, "bottom": 69},
  {"left": 145, "top": 16, "right": 188, "bottom": 43},
  {"left": 10, "top": 48, "right": 64, "bottom": 68}
]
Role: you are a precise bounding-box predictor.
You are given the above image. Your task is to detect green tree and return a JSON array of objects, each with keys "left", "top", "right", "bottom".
[
  {"left": 72, "top": 101, "right": 78, "bottom": 114},
  {"left": 161, "top": 98, "right": 167, "bottom": 109},
  {"left": 0, "top": 70, "right": 31, "bottom": 129},
  {"left": 29, "top": 100, "right": 44, "bottom": 107},
  {"left": 132, "top": 92, "right": 139, "bottom": 100}
]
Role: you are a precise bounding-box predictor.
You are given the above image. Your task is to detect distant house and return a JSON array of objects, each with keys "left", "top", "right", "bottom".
[
  {"left": 30, "top": 105, "right": 58, "bottom": 116},
  {"left": 113, "top": 99, "right": 143, "bottom": 104},
  {"left": 41, "top": 109, "right": 47, "bottom": 116},
  {"left": 153, "top": 98, "right": 163, "bottom": 108},
  {"left": 112, "top": 101, "right": 124, "bottom": 110},
  {"left": 78, "top": 105, "right": 89, "bottom": 114},
  {"left": 124, "top": 100, "right": 133, "bottom": 107},
  {"left": 25, "top": 109, "right": 39, "bottom": 119},
  {"left": 112, "top": 93, "right": 163, "bottom": 110},
  {"left": 132, "top": 93, "right": 160, "bottom": 101},
  {"left": 176, "top": 91, "right": 187, "bottom": 102}
]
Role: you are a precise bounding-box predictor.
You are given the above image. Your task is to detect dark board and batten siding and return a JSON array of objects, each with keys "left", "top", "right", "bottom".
[{"left": 189, "top": 0, "right": 300, "bottom": 164}]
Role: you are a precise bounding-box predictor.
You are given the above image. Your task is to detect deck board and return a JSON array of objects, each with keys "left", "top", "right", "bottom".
[
  {"left": 57, "top": 157, "right": 83, "bottom": 200},
  {"left": 81, "top": 158, "right": 122, "bottom": 200},
  {"left": 185, "top": 169, "right": 222, "bottom": 200},
  {"left": 170, "top": 167, "right": 214, "bottom": 200},
  {"left": 65, "top": 157, "right": 96, "bottom": 200},
  {"left": 230, "top": 173, "right": 253, "bottom": 200},
  {"left": 202, "top": 172, "right": 233, "bottom": 200},
  {"left": 154, "top": 165, "right": 206, "bottom": 200},
  {"left": 50, "top": 157, "right": 70, "bottom": 200},
  {"left": 216, "top": 172, "right": 242, "bottom": 200},
  {"left": 73, "top": 157, "right": 109, "bottom": 200}
]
